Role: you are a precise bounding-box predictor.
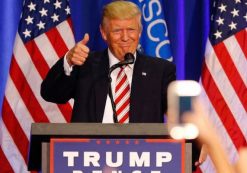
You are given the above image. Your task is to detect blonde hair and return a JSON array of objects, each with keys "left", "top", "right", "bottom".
[{"left": 101, "top": 1, "right": 142, "bottom": 28}]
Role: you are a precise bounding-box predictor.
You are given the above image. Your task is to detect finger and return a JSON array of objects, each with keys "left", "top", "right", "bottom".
[
  {"left": 71, "top": 54, "right": 87, "bottom": 62},
  {"left": 81, "top": 33, "right": 90, "bottom": 45},
  {"left": 70, "top": 57, "right": 86, "bottom": 66},
  {"left": 194, "top": 161, "right": 201, "bottom": 166}
]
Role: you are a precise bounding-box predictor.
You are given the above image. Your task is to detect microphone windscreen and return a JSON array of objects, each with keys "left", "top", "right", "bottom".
[{"left": 124, "top": 53, "right": 134, "bottom": 63}]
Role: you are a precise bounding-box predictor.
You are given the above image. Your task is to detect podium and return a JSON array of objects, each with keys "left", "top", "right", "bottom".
[{"left": 28, "top": 123, "right": 192, "bottom": 173}]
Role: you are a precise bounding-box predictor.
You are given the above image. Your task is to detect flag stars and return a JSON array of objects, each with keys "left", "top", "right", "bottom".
[
  {"left": 228, "top": 21, "right": 237, "bottom": 30},
  {"left": 214, "top": 30, "right": 222, "bottom": 39},
  {"left": 51, "top": 13, "right": 59, "bottom": 22},
  {"left": 37, "top": 21, "right": 46, "bottom": 30},
  {"left": 23, "top": 29, "right": 31, "bottom": 38},
  {"left": 54, "top": 0, "right": 62, "bottom": 9},
  {"left": 44, "top": 0, "right": 50, "bottom": 3},
  {"left": 218, "top": 3, "right": 227, "bottom": 12},
  {"left": 243, "top": 13, "right": 247, "bottom": 21},
  {"left": 231, "top": 8, "right": 239, "bottom": 17},
  {"left": 216, "top": 17, "right": 224, "bottom": 25},
  {"left": 28, "top": 2, "right": 36, "bottom": 11},
  {"left": 25, "top": 16, "right": 34, "bottom": 25},
  {"left": 39, "top": 8, "right": 48, "bottom": 17},
  {"left": 65, "top": 6, "right": 70, "bottom": 15},
  {"left": 235, "top": 0, "right": 241, "bottom": 3}
]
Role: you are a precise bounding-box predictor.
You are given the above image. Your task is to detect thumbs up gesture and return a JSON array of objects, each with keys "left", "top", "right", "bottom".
[{"left": 66, "top": 33, "right": 90, "bottom": 66}]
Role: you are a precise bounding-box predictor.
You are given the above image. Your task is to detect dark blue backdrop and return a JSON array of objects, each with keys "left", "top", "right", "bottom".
[{"left": 0, "top": 0, "right": 209, "bottom": 112}]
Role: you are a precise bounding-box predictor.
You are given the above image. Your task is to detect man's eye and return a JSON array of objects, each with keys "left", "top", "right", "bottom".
[{"left": 112, "top": 30, "right": 121, "bottom": 33}]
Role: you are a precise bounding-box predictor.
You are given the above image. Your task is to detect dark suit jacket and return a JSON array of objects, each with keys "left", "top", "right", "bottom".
[{"left": 41, "top": 50, "right": 176, "bottom": 123}]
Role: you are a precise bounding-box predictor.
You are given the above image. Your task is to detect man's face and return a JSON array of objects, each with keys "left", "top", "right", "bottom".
[{"left": 100, "top": 16, "right": 141, "bottom": 61}]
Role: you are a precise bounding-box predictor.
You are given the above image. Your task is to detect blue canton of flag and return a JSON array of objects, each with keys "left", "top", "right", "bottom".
[
  {"left": 19, "top": 0, "right": 71, "bottom": 43},
  {"left": 131, "top": 0, "right": 173, "bottom": 61},
  {"left": 210, "top": 0, "right": 247, "bottom": 45}
]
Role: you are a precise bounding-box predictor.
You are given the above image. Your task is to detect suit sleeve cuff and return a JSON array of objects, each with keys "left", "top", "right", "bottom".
[{"left": 63, "top": 52, "right": 74, "bottom": 76}]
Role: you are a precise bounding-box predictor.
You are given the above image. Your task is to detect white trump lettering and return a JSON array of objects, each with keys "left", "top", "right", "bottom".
[
  {"left": 73, "top": 171, "right": 83, "bottom": 173},
  {"left": 156, "top": 152, "right": 172, "bottom": 167},
  {"left": 129, "top": 152, "right": 150, "bottom": 167},
  {"left": 84, "top": 152, "right": 100, "bottom": 167},
  {"left": 106, "top": 152, "right": 123, "bottom": 167},
  {"left": 63, "top": 151, "right": 79, "bottom": 167}
]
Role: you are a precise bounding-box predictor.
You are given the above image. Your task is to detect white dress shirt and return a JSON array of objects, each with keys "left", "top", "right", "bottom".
[{"left": 63, "top": 49, "right": 136, "bottom": 123}]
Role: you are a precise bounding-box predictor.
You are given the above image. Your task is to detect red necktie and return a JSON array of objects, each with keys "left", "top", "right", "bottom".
[{"left": 115, "top": 67, "right": 130, "bottom": 123}]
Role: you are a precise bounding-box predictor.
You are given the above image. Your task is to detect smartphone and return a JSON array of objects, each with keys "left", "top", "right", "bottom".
[{"left": 167, "top": 80, "right": 201, "bottom": 139}]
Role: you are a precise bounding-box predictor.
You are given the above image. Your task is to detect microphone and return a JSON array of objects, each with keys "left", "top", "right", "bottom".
[
  {"left": 108, "top": 53, "right": 135, "bottom": 123},
  {"left": 109, "top": 52, "right": 135, "bottom": 75}
]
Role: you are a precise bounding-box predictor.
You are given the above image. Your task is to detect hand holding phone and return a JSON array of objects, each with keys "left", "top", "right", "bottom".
[{"left": 167, "top": 80, "right": 201, "bottom": 139}]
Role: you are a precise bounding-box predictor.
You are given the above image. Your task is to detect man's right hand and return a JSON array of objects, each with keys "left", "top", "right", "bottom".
[{"left": 66, "top": 33, "right": 90, "bottom": 66}]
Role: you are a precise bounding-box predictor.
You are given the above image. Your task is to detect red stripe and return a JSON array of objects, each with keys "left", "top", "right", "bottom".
[
  {"left": 193, "top": 167, "right": 203, "bottom": 173},
  {"left": 115, "top": 85, "right": 130, "bottom": 104},
  {"left": 202, "top": 63, "right": 247, "bottom": 149},
  {"left": 116, "top": 98, "right": 130, "bottom": 115},
  {"left": 46, "top": 27, "right": 69, "bottom": 58},
  {"left": 25, "top": 40, "right": 50, "bottom": 79},
  {"left": 10, "top": 56, "right": 49, "bottom": 122},
  {"left": 0, "top": 147, "right": 14, "bottom": 173},
  {"left": 213, "top": 42, "right": 247, "bottom": 112},
  {"left": 115, "top": 75, "right": 128, "bottom": 92},
  {"left": 235, "top": 29, "right": 247, "bottom": 59},
  {"left": 118, "top": 112, "right": 129, "bottom": 123},
  {"left": 57, "top": 104, "right": 72, "bottom": 122},
  {"left": 2, "top": 97, "right": 30, "bottom": 164},
  {"left": 115, "top": 69, "right": 125, "bottom": 91},
  {"left": 67, "top": 18, "right": 74, "bottom": 34},
  {"left": 25, "top": 41, "right": 72, "bottom": 122}
]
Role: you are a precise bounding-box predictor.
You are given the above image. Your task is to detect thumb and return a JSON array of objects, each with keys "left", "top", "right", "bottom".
[{"left": 81, "top": 33, "right": 89, "bottom": 45}]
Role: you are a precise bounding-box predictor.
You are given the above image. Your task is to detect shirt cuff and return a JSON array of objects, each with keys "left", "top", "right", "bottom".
[{"left": 63, "top": 52, "right": 74, "bottom": 76}]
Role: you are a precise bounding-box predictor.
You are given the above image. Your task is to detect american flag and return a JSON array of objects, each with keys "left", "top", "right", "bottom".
[
  {"left": 0, "top": 0, "right": 74, "bottom": 172},
  {"left": 199, "top": 0, "right": 247, "bottom": 172}
]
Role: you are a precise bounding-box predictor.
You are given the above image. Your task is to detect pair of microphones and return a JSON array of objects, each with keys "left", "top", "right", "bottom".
[{"left": 108, "top": 53, "right": 135, "bottom": 123}]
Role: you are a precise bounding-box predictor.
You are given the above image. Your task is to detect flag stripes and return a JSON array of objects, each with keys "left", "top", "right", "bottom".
[
  {"left": 46, "top": 27, "right": 69, "bottom": 57},
  {"left": 224, "top": 34, "right": 247, "bottom": 86},
  {"left": 202, "top": 63, "right": 247, "bottom": 149},
  {"left": 0, "top": 147, "right": 14, "bottom": 173},
  {"left": 25, "top": 40, "right": 51, "bottom": 79},
  {"left": 235, "top": 29, "right": 247, "bottom": 59},
  {"left": 214, "top": 42, "right": 247, "bottom": 112},
  {"left": 200, "top": 25, "right": 247, "bottom": 172},
  {"left": 2, "top": 98, "right": 30, "bottom": 163}
]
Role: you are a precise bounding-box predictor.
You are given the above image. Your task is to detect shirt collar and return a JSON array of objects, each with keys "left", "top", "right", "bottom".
[{"left": 108, "top": 49, "right": 136, "bottom": 69}]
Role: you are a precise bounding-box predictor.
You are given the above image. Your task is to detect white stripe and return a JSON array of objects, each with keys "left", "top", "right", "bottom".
[
  {"left": 205, "top": 40, "right": 247, "bottom": 143},
  {"left": 224, "top": 35, "right": 247, "bottom": 86},
  {"left": 13, "top": 34, "right": 66, "bottom": 123},
  {"left": 117, "top": 106, "right": 129, "bottom": 121},
  {"left": 56, "top": 20, "right": 75, "bottom": 50},
  {"left": 115, "top": 81, "right": 129, "bottom": 98},
  {"left": 34, "top": 33, "right": 59, "bottom": 68},
  {"left": 116, "top": 70, "right": 125, "bottom": 83},
  {"left": 200, "top": 156, "right": 216, "bottom": 173},
  {"left": 0, "top": 121, "right": 30, "bottom": 173},
  {"left": 115, "top": 91, "right": 130, "bottom": 110},
  {"left": 4, "top": 77, "right": 34, "bottom": 138}
]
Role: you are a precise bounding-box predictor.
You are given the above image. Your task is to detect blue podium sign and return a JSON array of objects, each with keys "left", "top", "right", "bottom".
[{"left": 50, "top": 139, "right": 185, "bottom": 173}]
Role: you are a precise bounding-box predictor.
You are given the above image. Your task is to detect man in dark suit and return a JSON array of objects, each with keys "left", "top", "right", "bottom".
[{"left": 41, "top": 1, "right": 176, "bottom": 123}]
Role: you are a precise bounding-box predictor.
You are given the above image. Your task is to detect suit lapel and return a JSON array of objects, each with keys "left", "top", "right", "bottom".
[{"left": 93, "top": 50, "right": 109, "bottom": 122}]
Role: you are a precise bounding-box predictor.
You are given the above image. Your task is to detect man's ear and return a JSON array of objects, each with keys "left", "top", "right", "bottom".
[{"left": 100, "top": 25, "right": 107, "bottom": 41}]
